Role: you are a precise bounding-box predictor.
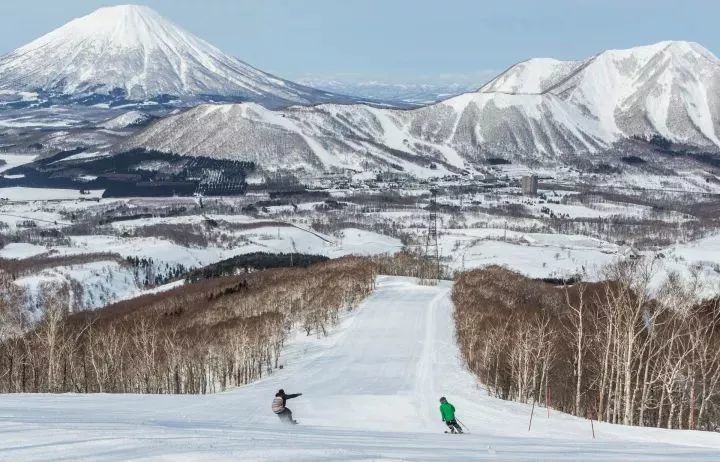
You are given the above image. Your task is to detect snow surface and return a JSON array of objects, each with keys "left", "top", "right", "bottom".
[
  {"left": 440, "top": 229, "right": 619, "bottom": 279},
  {"left": 654, "top": 233, "right": 720, "bottom": 297},
  {"left": 0, "top": 220, "right": 401, "bottom": 309},
  {"left": 106, "top": 213, "right": 258, "bottom": 229},
  {"left": 0, "top": 187, "right": 104, "bottom": 201},
  {"left": 17, "top": 261, "right": 139, "bottom": 311},
  {"left": 59, "top": 151, "right": 105, "bottom": 162},
  {"left": 0, "top": 153, "right": 37, "bottom": 174},
  {"left": 70, "top": 225, "right": 400, "bottom": 266},
  {"left": 99, "top": 110, "right": 152, "bottom": 129},
  {"left": 0, "top": 203, "right": 69, "bottom": 229},
  {"left": 0, "top": 243, "right": 48, "bottom": 259},
  {"left": 2, "top": 277, "right": 720, "bottom": 461}
]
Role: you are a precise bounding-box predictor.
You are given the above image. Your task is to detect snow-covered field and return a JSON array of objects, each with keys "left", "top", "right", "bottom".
[
  {"left": 0, "top": 213, "right": 402, "bottom": 308},
  {"left": 0, "top": 153, "right": 37, "bottom": 174},
  {"left": 442, "top": 232, "right": 619, "bottom": 278},
  {"left": 18, "top": 261, "right": 139, "bottom": 312},
  {"left": 2, "top": 277, "right": 720, "bottom": 461},
  {"left": 0, "top": 187, "right": 104, "bottom": 201},
  {"left": 3, "top": 187, "right": 720, "bottom": 307}
]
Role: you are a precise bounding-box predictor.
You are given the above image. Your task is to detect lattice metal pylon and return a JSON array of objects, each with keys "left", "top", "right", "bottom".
[{"left": 425, "top": 189, "right": 440, "bottom": 278}]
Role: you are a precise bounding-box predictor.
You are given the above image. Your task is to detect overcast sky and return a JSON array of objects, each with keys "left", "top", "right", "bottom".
[{"left": 0, "top": 0, "right": 717, "bottom": 85}]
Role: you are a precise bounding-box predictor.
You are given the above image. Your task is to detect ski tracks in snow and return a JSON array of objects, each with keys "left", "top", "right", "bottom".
[
  {"left": 413, "top": 285, "right": 450, "bottom": 431},
  {"left": 4, "top": 277, "right": 720, "bottom": 461}
]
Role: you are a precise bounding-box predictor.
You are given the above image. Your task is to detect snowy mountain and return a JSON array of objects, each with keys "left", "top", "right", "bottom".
[
  {"left": 99, "top": 110, "right": 155, "bottom": 129},
  {"left": 0, "top": 5, "right": 355, "bottom": 108},
  {"left": 125, "top": 102, "right": 469, "bottom": 176},
  {"left": 481, "top": 41, "right": 720, "bottom": 148},
  {"left": 126, "top": 41, "right": 720, "bottom": 175},
  {"left": 124, "top": 93, "right": 597, "bottom": 175}
]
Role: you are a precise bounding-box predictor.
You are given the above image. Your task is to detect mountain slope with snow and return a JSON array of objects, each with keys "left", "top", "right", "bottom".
[
  {"left": 126, "top": 102, "right": 472, "bottom": 175},
  {"left": 126, "top": 41, "right": 720, "bottom": 175},
  {"left": 482, "top": 41, "right": 720, "bottom": 147},
  {"left": 0, "top": 5, "right": 354, "bottom": 108},
  {"left": 99, "top": 110, "right": 155, "bottom": 129},
  {"left": 2, "top": 277, "right": 720, "bottom": 461}
]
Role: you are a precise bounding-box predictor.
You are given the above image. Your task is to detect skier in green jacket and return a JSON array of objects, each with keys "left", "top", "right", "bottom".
[{"left": 439, "top": 397, "right": 463, "bottom": 433}]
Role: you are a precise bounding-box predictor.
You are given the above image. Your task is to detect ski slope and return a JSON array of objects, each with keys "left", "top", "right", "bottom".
[{"left": 2, "top": 277, "right": 720, "bottom": 461}]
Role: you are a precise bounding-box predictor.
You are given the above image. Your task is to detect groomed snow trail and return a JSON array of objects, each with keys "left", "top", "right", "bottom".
[{"left": 2, "top": 277, "right": 720, "bottom": 461}]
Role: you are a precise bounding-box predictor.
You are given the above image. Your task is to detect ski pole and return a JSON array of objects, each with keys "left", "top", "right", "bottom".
[
  {"left": 456, "top": 417, "right": 470, "bottom": 432},
  {"left": 528, "top": 397, "right": 536, "bottom": 431}
]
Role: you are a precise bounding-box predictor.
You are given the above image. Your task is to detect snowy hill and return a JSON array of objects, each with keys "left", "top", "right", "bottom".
[
  {"left": 99, "top": 110, "right": 155, "bottom": 129},
  {"left": 0, "top": 5, "right": 355, "bottom": 108},
  {"left": 3, "top": 277, "right": 720, "bottom": 461},
  {"left": 126, "top": 41, "right": 720, "bottom": 175},
  {"left": 126, "top": 102, "right": 469, "bottom": 176}
]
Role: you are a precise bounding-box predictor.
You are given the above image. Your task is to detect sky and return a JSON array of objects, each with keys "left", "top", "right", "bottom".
[{"left": 0, "top": 0, "right": 717, "bottom": 86}]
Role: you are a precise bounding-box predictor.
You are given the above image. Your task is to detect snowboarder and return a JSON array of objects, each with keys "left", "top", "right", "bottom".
[
  {"left": 272, "top": 389, "right": 302, "bottom": 424},
  {"left": 439, "top": 397, "right": 463, "bottom": 433}
]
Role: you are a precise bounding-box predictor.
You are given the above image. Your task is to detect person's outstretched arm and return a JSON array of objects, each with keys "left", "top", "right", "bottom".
[{"left": 285, "top": 393, "right": 302, "bottom": 399}]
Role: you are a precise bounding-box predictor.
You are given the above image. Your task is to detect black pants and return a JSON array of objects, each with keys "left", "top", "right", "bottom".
[
  {"left": 445, "top": 419, "right": 462, "bottom": 433},
  {"left": 276, "top": 408, "right": 295, "bottom": 423}
]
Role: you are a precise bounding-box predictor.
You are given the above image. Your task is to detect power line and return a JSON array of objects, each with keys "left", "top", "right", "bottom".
[{"left": 0, "top": 212, "right": 71, "bottom": 226}]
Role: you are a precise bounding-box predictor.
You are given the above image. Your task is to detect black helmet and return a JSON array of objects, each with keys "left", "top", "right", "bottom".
[
  {"left": 278, "top": 389, "right": 285, "bottom": 395},
  {"left": 439, "top": 396, "right": 447, "bottom": 403}
]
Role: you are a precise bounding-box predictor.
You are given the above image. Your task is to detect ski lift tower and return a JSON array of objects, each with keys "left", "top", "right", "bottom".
[{"left": 425, "top": 188, "right": 440, "bottom": 278}]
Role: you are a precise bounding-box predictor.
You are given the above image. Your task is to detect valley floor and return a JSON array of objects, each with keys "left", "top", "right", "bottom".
[{"left": 2, "top": 277, "right": 720, "bottom": 461}]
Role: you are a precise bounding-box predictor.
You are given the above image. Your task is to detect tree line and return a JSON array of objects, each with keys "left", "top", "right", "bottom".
[
  {"left": 453, "top": 261, "right": 720, "bottom": 431},
  {"left": 0, "top": 257, "right": 376, "bottom": 394},
  {"left": 185, "top": 252, "right": 329, "bottom": 283},
  {"left": 0, "top": 252, "right": 127, "bottom": 279}
]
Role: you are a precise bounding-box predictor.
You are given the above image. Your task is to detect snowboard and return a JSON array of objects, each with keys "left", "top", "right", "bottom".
[{"left": 277, "top": 417, "right": 299, "bottom": 425}]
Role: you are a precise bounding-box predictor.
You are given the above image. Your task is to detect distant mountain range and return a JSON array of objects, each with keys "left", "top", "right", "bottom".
[
  {"left": 127, "top": 41, "right": 720, "bottom": 175},
  {"left": 295, "top": 79, "right": 481, "bottom": 105},
  {"left": 2, "top": 4, "right": 719, "bottom": 178},
  {"left": 0, "top": 5, "right": 362, "bottom": 108}
]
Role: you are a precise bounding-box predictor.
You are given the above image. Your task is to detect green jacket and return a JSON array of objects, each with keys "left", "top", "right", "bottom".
[{"left": 439, "top": 401, "right": 456, "bottom": 421}]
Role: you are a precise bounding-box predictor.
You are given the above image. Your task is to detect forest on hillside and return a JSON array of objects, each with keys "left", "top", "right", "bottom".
[
  {"left": 0, "top": 257, "right": 375, "bottom": 394},
  {"left": 454, "top": 262, "right": 720, "bottom": 431}
]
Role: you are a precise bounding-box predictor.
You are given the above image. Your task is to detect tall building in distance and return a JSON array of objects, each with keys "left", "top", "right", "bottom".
[{"left": 521, "top": 174, "right": 539, "bottom": 195}]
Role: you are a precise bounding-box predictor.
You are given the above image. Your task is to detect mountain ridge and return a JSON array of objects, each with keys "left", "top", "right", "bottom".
[{"left": 126, "top": 40, "right": 720, "bottom": 175}]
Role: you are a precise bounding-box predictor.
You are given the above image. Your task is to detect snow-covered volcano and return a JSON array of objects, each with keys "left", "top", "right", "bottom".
[
  {"left": 127, "top": 41, "right": 720, "bottom": 174},
  {"left": 0, "top": 5, "right": 352, "bottom": 108}
]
